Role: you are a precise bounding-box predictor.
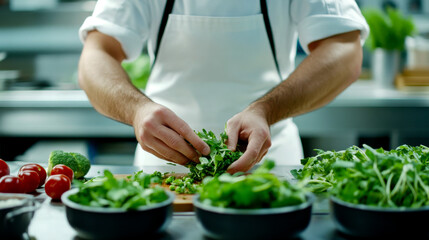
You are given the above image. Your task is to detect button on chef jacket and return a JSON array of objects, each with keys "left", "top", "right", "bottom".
[{"left": 79, "top": 0, "right": 369, "bottom": 175}]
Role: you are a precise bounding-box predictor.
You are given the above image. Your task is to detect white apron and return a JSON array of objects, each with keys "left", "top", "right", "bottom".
[{"left": 135, "top": 13, "right": 303, "bottom": 175}]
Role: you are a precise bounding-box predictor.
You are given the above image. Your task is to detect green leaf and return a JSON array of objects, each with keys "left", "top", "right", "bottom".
[{"left": 362, "top": 8, "right": 416, "bottom": 51}]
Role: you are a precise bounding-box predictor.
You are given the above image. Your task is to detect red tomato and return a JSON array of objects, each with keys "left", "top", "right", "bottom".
[
  {"left": 45, "top": 174, "right": 71, "bottom": 200},
  {"left": 20, "top": 164, "right": 46, "bottom": 187},
  {"left": 0, "top": 159, "right": 10, "bottom": 178},
  {"left": 50, "top": 164, "right": 74, "bottom": 181},
  {"left": 0, "top": 175, "right": 23, "bottom": 193},
  {"left": 18, "top": 170, "right": 40, "bottom": 193}
]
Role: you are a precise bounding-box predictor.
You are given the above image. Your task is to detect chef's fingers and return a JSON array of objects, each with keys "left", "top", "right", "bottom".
[
  {"left": 226, "top": 130, "right": 270, "bottom": 173},
  {"left": 164, "top": 115, "right": 210, "bottom": 156},
  {"left": 140, "top": 144, "right": 169, "bottom": 162},
  {"left": 156, "top": 126, "right": 201, "bottom": 163},
  {"left": 144, "top": 137, "right": 190, "bottom": 165},
  {"left": 256, "top": 142, "right": 270, "bottom": 164},
  {"left": 225, "top": 121, "right": 239, "bottom": 151}
]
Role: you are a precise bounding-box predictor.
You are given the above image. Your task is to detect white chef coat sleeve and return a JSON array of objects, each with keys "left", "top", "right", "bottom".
[
  {"left": 79, "top": 0, "right": 151, "bottom": 61},
  {"left": 291, "top": 0, "right": 369, "bottom": 54}
]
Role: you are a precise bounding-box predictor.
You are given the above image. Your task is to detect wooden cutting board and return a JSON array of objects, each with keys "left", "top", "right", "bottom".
[{"left": 114, "top": 173, "right": 194, "bottom": 212}]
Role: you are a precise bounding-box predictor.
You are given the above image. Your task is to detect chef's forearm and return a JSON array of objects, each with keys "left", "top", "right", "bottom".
[
  {"left": 78, "top": 31, "right": 150, "bottom": 126},
  {"left": 249, "top": 30, "right": 362, "bottom": 125}
]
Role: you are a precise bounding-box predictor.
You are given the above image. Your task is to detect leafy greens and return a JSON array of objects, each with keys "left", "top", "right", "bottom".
[
  {"left": 199, "top": 160, "right": 307, "bottom": 209},
  {"left": 292, "top": 144, "right": 429, "bottom": 208},
  {"left": 69, "top": 170, "right": 169, "bottom": 210},
  {"left": 186, "top": 129, "right": 243, "bottom": 181}
]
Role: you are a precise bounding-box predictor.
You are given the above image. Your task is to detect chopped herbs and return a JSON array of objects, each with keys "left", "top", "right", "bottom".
[
  {"left": 167, "top": 176, "right": 199, "bottom": 194},
  {"left": 292, "top": 144, "right": 429, "bottom": 208},
  {"left": 199, "top": 160, "right": 307, "bottom": 209}
]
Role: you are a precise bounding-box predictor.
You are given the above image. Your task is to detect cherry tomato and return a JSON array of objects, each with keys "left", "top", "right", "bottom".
[
  {"left": 0, "top": 175, "right": 23, "bottom": 193},
  {"left": 18, "top": 170, "right": 40, "bottom": 193},
  {"left": 50, "top": 164, "right": 74, "bottom": 181},
  {"left": 0, "top": 159, "right": 10, "bottom": 178},
  {"left": 20, "top": 164, "right": 46, "bottom": 187},
  {"left": 45, "top": 174, "right": 71, "bottom": 200}
]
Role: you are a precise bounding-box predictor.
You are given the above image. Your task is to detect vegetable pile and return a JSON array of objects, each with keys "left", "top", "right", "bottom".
[
  {"left": 199, "top": 160, "right": 307, "bottom": 209},
  {"left": 186, "top": 129, "right": 243, "bottom": 181},
  {"left": 69, "top": 170, "right": 169, "bottom": 210},
  {"left": 292, "top": 144, "right": 429, "bottom": 208}
]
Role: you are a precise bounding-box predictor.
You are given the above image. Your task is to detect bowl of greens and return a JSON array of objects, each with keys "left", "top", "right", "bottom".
[
  {"left": 61, "top": 170, "right": 175, "bottom": 239},
  {"left": 328, "top": 144, "right": 429, "bottom": 238},
  {"left": 293, "top": 144, "right": 429, "bottom": 238},
  {"left": 193, "top": 161, "right": 314, "bottom": 240}
]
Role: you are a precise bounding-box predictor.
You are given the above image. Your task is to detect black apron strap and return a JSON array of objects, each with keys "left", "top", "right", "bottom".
[
  {"left": 260, "top": 0, "right": 281, "bottom": 78},
  {"left": 154, "top": 0, "right": 175, "bottom": 61}
]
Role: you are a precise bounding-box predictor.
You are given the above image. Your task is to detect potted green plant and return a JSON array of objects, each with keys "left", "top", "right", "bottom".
[{"left": 363, "top": 8, "right": 416, "bottom": 88}]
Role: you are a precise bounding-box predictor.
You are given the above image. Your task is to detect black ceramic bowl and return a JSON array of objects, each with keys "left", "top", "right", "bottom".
[
  {"left": 331, "top": 196, "right": 429, "bottom": 238},
  {"left": 62, "top": 188, "right": 175, "bottom": 240},
  {"left": 0, "top": 193, "right": 36, "bottom": 240},
  {"left": 193, "top": 193, "right": 315, "bottom": 240}
]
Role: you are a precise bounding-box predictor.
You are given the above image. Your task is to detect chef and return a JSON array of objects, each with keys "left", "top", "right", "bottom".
[{"left": 78, "top": 0, "right": 369, "bottom": 175}]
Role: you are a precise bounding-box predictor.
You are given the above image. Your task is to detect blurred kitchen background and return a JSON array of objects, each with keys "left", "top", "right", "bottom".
[{"left": 1, "top": 0, "right": 429, "bottom": 165}]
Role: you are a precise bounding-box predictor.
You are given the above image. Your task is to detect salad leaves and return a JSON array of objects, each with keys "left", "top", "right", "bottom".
[
  {"left": 69, "top": 170, "right": 169, "bottom": 210},
  {"left": 199, "top": 160, "right": 307, "bottom": 209}
]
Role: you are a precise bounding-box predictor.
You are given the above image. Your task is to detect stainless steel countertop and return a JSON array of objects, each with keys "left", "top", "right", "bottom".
[
  {"left": 2, "top": 80, "right": 429, "bottom": 108},
  {"left": 6, "top": 162, "right": 342, "bottom": 240}
]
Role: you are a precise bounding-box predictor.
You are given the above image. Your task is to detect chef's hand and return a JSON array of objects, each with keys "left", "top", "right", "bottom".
[
  {"left": 133, "top": 102, "right": 210, "bottom": 165},
  {"left": 225, "top": 106, "right": 271, "bottom": 173}
]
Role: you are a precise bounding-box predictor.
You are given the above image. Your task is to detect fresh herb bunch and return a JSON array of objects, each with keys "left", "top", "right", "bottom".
[
  {"left": 199, "top": 160, "right": 307, "bottom": 209},
  {"left": 69, "top": 170, "right": 169, "bottom": 210},
  {"left": 187, "top": 129, "right": 243, "bottom": 181},
  {"left": 333, "top": 145, "right": 429, "bottom": 208}
]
